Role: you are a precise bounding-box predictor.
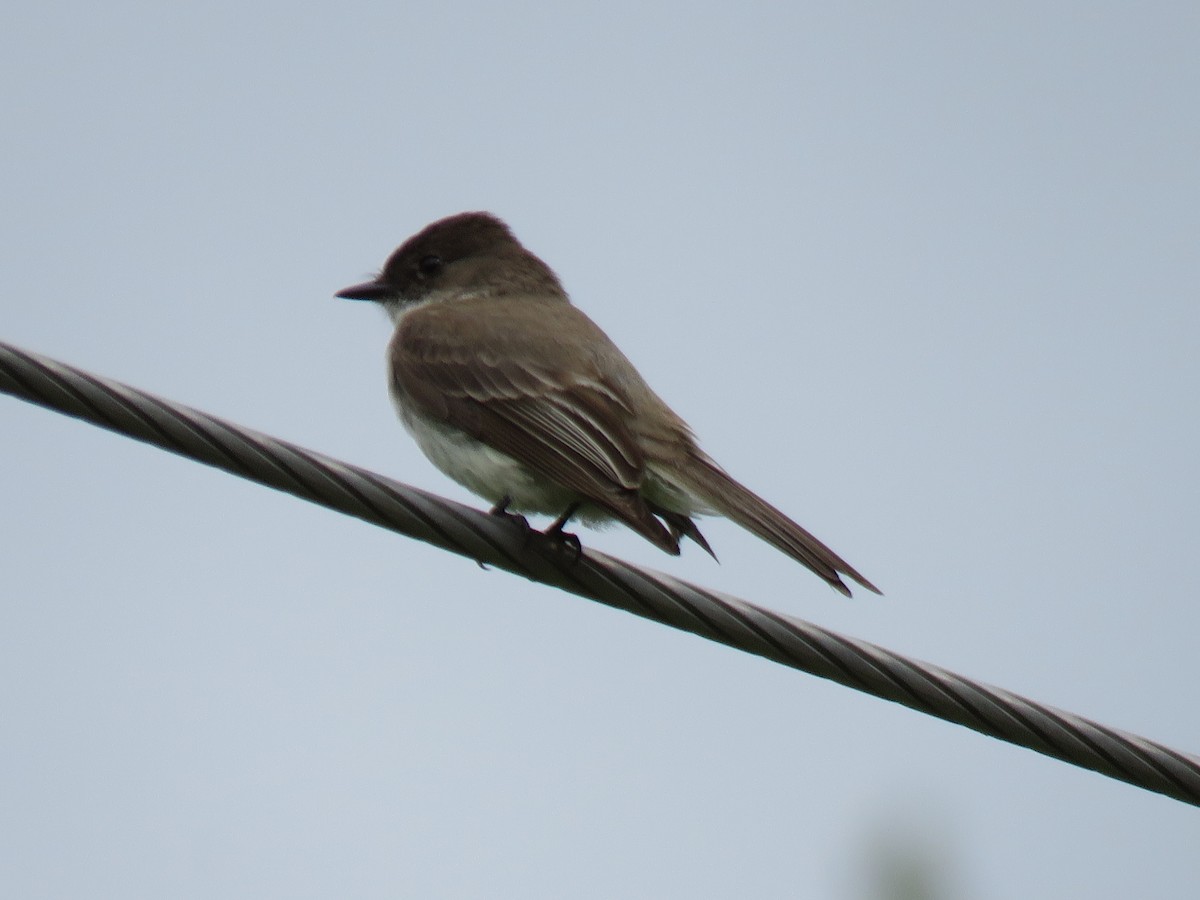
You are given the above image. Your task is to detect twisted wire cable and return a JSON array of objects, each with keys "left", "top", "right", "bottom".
[{"left": 2, "top": 338, "right": 1197, "bottom": 808}]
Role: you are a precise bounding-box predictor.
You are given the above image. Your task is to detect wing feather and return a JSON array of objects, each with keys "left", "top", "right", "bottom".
[{"left": 391, "top": 297, "right": 678, "bottom": 550}]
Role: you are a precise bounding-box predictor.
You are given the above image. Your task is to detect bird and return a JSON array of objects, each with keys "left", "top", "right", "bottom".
[{"left": 336, "top": 212, "right": 878, "bottom": 596}]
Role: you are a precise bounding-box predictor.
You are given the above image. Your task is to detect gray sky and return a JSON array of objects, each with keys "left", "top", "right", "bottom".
[{"left": 3, "top": 3, "right": 1198, "bottom": 898}]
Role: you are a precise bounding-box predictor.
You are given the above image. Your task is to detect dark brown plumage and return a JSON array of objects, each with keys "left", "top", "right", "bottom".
[{"left": 337, "top": 212, "right": 879, "bottom": 596}]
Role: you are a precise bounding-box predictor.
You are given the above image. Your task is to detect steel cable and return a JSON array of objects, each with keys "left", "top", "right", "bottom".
[{"left": 2, "top": 339, "right": 1197, "bottom": 807}]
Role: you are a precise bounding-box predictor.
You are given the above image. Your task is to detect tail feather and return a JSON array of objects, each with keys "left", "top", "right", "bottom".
[
  {"left": 678, "top": 453, "right": 880, "bottom": 597},
  {"left": 647, "top": 502, "right": 718, "bottom": 561},
  {"left": 603, "top": 493, "right": 682, "bottom": 556}
]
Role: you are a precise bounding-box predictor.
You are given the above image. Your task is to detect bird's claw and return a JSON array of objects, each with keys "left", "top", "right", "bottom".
[{"left": 490, "top": 494, "right": 533, "bottom": 545}]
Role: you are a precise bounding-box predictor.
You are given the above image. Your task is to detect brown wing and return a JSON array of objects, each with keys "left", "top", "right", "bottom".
[{"left": 391, "top": 296, "right": 680, "bottom": 552}]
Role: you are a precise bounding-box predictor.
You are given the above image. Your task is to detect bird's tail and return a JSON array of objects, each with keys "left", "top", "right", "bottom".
[
  {"left": 675, "top": 451, "right": 880, "bottom": 597},
  {"left": 603, "top": 493, "right": 683, "bottom": 556}
]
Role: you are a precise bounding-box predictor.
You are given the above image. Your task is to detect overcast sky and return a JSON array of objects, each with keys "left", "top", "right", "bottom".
[{"left": 3, "top": 3, "right": 1198, "bottom": 898}]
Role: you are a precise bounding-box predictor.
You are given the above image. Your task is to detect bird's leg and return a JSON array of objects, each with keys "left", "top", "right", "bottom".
[
  {"left": 489, "top": 494, "right": 532, "bottom": 544},
  {"left": 543, "top": 502, "right": 583, "bottom": 562}
]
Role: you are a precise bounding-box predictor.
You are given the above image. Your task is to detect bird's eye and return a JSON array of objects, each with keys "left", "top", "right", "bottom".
[{"left": 418, "top": 254, "right": 443, "bottom": 277}]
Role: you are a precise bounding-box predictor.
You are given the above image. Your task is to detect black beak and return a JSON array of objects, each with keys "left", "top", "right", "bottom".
[{"left": 335, "top": 279, "right": 392, "bottom": 302}]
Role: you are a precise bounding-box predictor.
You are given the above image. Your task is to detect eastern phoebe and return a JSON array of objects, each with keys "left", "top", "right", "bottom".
[{"left": 337, "top": 212, "right": 878, "bottom": 596}]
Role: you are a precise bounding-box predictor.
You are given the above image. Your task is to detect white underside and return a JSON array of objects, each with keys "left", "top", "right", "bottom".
[{"left": 392, "top": 394, "right": 588, "bottom": 516}]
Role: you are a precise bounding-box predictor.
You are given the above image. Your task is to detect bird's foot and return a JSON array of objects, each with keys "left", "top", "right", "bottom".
[{"left": 489, "top": 495, "right": 533, "bottom": 544}]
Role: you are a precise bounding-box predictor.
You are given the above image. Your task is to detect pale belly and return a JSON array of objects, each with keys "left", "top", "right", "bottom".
[{"left": 392, "top": 397, "right": 588, "bottom": 518}]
